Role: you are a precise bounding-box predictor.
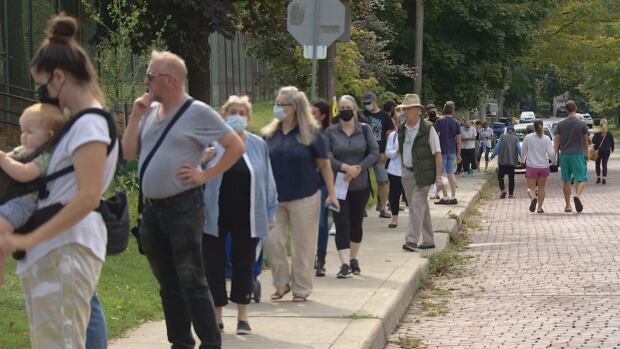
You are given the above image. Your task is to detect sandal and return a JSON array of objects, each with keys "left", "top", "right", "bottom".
[
  {"left": 270, "top": 285, "right": 291, "bottom": 301},
  {"left": 388, "top": 223, "right": 398, "bottom": 228},
  {"left": 564, "top": 206, "right": 572, "bottom": 213},
  {"left": 537, "top": 208, "right": 544, "bottom": 214},
  {"left": 292, "top": 295, "right": 307, "bottom": 302}
]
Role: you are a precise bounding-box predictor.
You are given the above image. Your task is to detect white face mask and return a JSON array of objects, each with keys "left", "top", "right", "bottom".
[
  {"left": 273, "top": 105, "right": 288, "bottom": 121},
  {"left": 226, "top": 114, "right": 248, "bottom": 133}
]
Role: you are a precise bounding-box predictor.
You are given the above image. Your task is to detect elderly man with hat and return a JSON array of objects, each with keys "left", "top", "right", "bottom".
[
  {"left": 490, "top": 125, "right": 521, "bottom": 198},
  {"left": 397, "top": 94, "right": 444, "bottom": 252}
]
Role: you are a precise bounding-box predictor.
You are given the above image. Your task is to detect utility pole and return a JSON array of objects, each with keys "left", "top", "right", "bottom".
[
  {"left": 319, "top": 44, "right": 337, "bottom": 103},
  {"left": 414, "top": 0, "right": 424, "bottom": 97}
]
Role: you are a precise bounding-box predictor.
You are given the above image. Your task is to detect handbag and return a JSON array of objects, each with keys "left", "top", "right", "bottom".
[
  {"left": 588, "top": 134, "right": 605, "bottom": 161},
  {"left": 132, "top": 98, "right": 195, "bottom": 255},
  {"left": 11, "top": 108, "right": 130, "bottom": 260}
]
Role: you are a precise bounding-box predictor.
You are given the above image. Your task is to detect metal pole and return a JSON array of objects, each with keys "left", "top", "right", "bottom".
[
  {"left": 310, "top": 0, "right": 320, "bottom": 100},
  {"left": 414, "top": 0, "right": 424, "bottom": 97}
]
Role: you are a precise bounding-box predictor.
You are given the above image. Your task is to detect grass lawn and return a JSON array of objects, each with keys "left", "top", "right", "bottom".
[{"left": 0, "top": 100, "right": 382, "bottom": 347}]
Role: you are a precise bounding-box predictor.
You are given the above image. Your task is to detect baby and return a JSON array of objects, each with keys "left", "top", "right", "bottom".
[{"left": 0, "top": 103, "right": 66, "bottom": 286}]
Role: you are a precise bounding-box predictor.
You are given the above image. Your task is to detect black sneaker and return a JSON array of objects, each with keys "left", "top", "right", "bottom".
[
  {"left": 236, "top": 320, "right": 252, "bottom": 335},
  {"left": 596, "top": 177, "right": 601, "bottom": 184},
  {"left": 603, "top": 179, "right": 607, "bottom": 185},
  {"left": 402, "top": 243, "right": 417, "bottom": 252},
  {"left": 218, "top": 323, "right": 224, "bottom": 333},
  {"left": 350, "top": 259, "right": 361, "bottom": 275},
  {"left": 449, "top": 198, "right": 458, "bottom": 205},
  {"left": 337, "top": 264, "right": 352, "bottom": 278},
  {"left": 434, "top": 198, "right": 451, "bottom": 205},
  {"left": 417, "top": 244, "right": 435, "bottom": 250}
]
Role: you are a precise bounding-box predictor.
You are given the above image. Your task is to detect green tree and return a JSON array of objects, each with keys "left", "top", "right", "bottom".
[{"left": 126, "top": 0, "right": 239, "bottom": 104}]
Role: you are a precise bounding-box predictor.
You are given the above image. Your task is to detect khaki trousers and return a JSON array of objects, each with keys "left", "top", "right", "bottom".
[
  {"left": 20, "top": 244, "right": 102, "bottom": 349},
  {"left": 264, "top": 190, "right": 320, "bottom": 297},
  {"left": 401, "top": 169, "right": 435, "bottom": 246}
]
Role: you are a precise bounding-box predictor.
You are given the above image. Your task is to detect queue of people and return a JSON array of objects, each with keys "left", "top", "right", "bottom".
[{"left": 0, "top": 13, "right": 612, "bottom": 349}]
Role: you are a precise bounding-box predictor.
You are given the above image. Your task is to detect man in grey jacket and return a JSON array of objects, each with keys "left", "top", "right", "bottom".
[{"left": 490, "top": 125, "right": 521, "bottom": 198}]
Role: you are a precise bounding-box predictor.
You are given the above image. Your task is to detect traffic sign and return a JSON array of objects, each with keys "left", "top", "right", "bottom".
[{"left": 287, "top": 0, "right": 346, "bottom": 47}]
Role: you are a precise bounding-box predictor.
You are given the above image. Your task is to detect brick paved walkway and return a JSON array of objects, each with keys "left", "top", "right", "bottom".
[{"left": 387, "top": 153, "right": 620, "bottom": 349}]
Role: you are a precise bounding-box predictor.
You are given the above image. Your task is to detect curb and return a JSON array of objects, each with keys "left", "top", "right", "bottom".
[{"left": 341, "top": 175, "right": 491, "bottom": 349}]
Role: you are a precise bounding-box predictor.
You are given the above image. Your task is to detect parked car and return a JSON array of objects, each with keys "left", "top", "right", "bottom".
[
  {"left": 578, "top": 113, "right": 593, "bottom": 128},
  {"left": 492, "top": 122, "right": 507, "bottom": 139},
  {"left": 556, "top": 105, "right": 567, "bottom": 118},
  {"left": 519, "top": 111, "right": 536, "bottom": 123}
]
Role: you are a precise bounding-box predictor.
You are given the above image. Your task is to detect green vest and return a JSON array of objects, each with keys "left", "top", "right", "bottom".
[{"left": 398, "top": 120, "right": 436, "bottom": 186}]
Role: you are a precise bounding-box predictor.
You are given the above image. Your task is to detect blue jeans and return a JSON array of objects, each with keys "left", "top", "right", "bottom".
[
  {"left": 86, "top": 293, "right": 107, "bottom": 349},
  {"left": 316, "top": 185, "right": 329, "bottom": 253}
]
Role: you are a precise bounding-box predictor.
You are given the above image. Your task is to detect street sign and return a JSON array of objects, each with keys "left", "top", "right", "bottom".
[
  {"left": 303, "top": 45, "right": 327, "bottom": 59},
  {"left": 287, "top": 0, "right": 346, "bottom": 47}
]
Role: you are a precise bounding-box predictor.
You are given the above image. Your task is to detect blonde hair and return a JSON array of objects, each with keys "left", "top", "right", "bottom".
[
  {"left": 21, "top": 103, "right": 67, "bottom": 135},
  {"left": 338, "top": 95, "right": 359, "bottom": 121},
  {"left": 262, "top": 86, "right": 319, "bottom": 145},
  {"left": 221, "top": 95, "right": 253, "bottom": 120},
  {"left": 150, "top": 50, "right": 188, "bottom": 84},
  {"left": 600, "top": 118, "right": 608, "bottom": 133}
]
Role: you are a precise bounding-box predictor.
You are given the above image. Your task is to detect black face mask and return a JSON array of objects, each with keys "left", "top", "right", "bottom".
[
  {"left": 38, "top": 78, "right": 60, "bottom": 106},
  {"left": 339, "top": 109, "right": 354, "bottom": 122}
]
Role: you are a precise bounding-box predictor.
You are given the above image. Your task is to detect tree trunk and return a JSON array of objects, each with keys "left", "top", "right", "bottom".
[
  {"left": 187, "top": 36, "right": 212, "bottom": 105},
  {"left": 414, "top": 0, "right": 424, "bottom": 97},
  {"left": 496, "top": 90, "right": 504, "bottom": 123},
  {"left": 319, "top": 44, "right": 336, "bottom": 103}
]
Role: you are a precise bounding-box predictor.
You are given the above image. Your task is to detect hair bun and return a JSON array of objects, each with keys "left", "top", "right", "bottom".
[{"left": 47, "top": 14, "right": 78, "bottom": 42}]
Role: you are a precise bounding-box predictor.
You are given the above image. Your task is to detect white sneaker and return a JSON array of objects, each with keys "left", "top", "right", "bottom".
[{"left": 329, "top": 223, "right": 336, "bottom": 236}]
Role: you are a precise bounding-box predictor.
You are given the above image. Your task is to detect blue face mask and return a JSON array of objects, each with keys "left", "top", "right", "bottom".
[
  {"left": 226, "top": 114, "right": 248, "bottom": 133},
  {"left": 273, "top": 105, "right": 288, "bottom": 121}
]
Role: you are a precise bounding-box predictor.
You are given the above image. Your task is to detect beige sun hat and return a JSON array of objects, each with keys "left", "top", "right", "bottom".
[{"left": 397, "top": 93, "right": 423, "bottom": 109}]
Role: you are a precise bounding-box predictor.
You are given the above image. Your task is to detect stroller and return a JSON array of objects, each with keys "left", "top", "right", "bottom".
[{"left": 224, "top": 235, "right": 263, "bottom": 303}]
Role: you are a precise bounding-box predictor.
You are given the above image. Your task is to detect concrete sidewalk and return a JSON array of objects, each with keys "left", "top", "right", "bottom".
[{"left": 110, "top": 172, "right": 491, "bottom": 349}]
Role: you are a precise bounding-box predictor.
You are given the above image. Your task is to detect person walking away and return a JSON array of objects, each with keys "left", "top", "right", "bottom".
[
  {"left": 593, "top": 118, "right": 614, "bottom": 185},
  {"left": 491, "top": 126, "right": 521, "bottom": 199},
  {"left": 434, "top": 101, "right": 461, "bottom": 204},
  {"left": 385, "top": 109, "right": 407, "bottom": 228},
  {"left": 460, "top": 120, "right": 477, "bottom": 176},
  {"left": 521, "top": 120, "right": 556, "bottom": 213},
  {"left": 202, "top": 95, "right": 278, "bottom": 335},
  {"left": 122, "top": 51, "right": 245, "bottom": 349},
  {"left": 0, "top": 14, "right": 119, "bottom": 349},
  {"left": 397, "top": 94, "right": 443, "bottom": 252},
  {"left": 311, "top": 100, "right": 332, "bottom": 277},
  {"left": 478, "top": 121, "right": 493, "bottom": 172},
  {"left": 262, "top": 86, "right": 339, "bottom": 302},
  {"left": 361, "top": 92, "right": 395, "bottom": 218},
  {"left": 553, "top": 100, "right": 589, "bottom": 213},
  {"left": 324, "top": 95, "right": 379, "bottom": 278}
]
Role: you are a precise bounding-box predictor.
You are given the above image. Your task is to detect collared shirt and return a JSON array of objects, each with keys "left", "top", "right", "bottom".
[
  {"left": 402, "top": 119, "right": 441, "bottom": 168},
  {"left": 266, "top": 126, "right": 326, "bottom": 202}
]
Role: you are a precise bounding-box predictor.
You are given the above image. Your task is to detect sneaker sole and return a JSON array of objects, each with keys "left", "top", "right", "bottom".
[
  {"left": 337, "top": 274, "right": 352, "bottom": 279},
  {"left": 236, "top": 329, "right": 251, "bottom": 335}
]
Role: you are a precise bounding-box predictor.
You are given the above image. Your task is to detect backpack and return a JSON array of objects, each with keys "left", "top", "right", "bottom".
[{"left": 8, "top": 108, "right": 129, "bottom": 259}]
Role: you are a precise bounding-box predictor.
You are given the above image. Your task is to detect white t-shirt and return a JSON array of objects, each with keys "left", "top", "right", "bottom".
[
  {"left": 522, "top": 133, "right": 556, "bottom": 169},
  {"left": 402, "top": 120, "right": 441, "bottom": 168},
  {"left": 17, "top": 112, "right": 118, "bottom": 275},
  {"left": 479, "top": 127, "right": 493, "bottom": 149},
  {"left": 460, "top": 126, "right": 477, "bottom": 149},
  {"left": 385, "top": 131, "right": 402, "bottom": 176}
]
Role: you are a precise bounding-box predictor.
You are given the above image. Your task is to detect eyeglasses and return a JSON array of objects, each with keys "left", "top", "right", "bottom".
[
  {"left": 145, "top": 72, "right": 171, "bottom": 81},
  {"left": 275, "top": 102, "right": 292, "bottom": 107}
]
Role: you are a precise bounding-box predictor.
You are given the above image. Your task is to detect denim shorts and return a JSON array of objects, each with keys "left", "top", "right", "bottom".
[
  {"left": 0, "top": 196, "right": 37, "bottom": 229},
  {"left": 442, "top": 154, "right": 457, "bottom": 174},
  {"left": 373, "top": 163, "right": 389, "bottom": 182}
]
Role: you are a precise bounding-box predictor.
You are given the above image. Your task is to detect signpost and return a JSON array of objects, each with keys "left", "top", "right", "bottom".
[{"left": 287, "top": 0, "right": 346, "bottom": 100}]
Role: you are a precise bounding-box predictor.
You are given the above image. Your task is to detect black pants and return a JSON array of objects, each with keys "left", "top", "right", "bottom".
[
  {"left": 498, "top": 165, "right": 515, "bottom": 195},
  {"left": 334, "top": 188, "right": 370, "bottom": 250},
  {"left": 461, "top": 148, "right": 477, "bottom": 172},
  {"left": 477, "top": 146, "right": 490, "bottom": 163},
  {"left": 140, "top": 188, "right": 220, "bottom": 349},
  {"left": 596, "top": 150, "right": 611, "bottom": 177},
  {"left": 202, "top": 225, "right": 258, "bottom": 307},
  {"left": 388, "top": 174, "right": 406, "bottom": 216}
]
